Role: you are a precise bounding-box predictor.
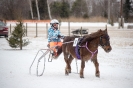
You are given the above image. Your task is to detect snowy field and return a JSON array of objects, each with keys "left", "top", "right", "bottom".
[{"left": 0, "top": 22, "right": 133, "bottom": 88}]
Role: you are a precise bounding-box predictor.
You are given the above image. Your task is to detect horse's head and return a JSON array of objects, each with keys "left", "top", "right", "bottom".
[
  {"left": 99, "top": 29, "right": 112, "bottom": 53},
  {"left": 80, "top": 28, "right": 112, "bottom": 53}
]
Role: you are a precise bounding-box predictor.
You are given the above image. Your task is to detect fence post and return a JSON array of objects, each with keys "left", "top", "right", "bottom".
[
  {"left": 80, "top": 26, "right": 82, "bottom": 37},
  {"left": 10, "top": 24, "right": 11, "bottom": 34},
  {"left": 26, "top": 23, "right": 27, "bottom": 36},
  {"left": 68, "top": 21, "right": 70, "bottom": 36},
  {"left": 36, "top": 23, "right": 38, "bottom": 37},
  {"left": 46, "top": 23, "right": 48, "bottom": 38}
]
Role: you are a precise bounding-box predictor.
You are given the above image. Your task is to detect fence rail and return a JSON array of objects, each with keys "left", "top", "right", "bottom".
[{"left": 7, "top": 22, "right": 133, "bottom": 38}]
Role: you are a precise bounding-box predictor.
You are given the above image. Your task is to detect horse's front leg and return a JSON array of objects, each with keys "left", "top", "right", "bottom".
[
  {"left": 93, "top": 58, "right": 100, "bottom": 77},
  {"left": 80, "top": 60, "right": 85, "bottom": 78}
]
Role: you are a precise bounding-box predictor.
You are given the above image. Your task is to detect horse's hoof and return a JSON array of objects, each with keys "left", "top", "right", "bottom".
[
  {"left": 96, "top": 74, "right": 100, "bottom": 78},
  {"left": 65, "top": 74, "right": 69, "bottom": 76},
  {"left": 96, "top": 75, "right": 100, "bottom": 78},
  {"left": 66, "top": 69, "right": 71, "bottom": 73},
  {"left": 65, "top": 72, "right": 69, "bottom": 76},
  {"left": 80, "top": 76, "right": 84, "bottom": 78}
]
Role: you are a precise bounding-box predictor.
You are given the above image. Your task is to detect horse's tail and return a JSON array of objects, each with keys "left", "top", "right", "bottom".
[
  {"left": 54, "top": 46, "right": 62, "bottom": 59},
  {"left": 57, "top": 46, "right": 62, "bottom": 56}
]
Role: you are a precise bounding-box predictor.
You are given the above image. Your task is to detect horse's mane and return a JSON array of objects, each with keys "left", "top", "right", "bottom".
[
  {"left": 64, "top": 29, "right": 106, "bottom": 45},
  {"left": 81, "top": 29, "right": 105, "bottom": 44}
]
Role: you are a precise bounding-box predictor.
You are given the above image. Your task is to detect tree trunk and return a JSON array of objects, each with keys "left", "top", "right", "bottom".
[
  {"left": 29, "top": 0, "right": 34, "bottom": 19},
  {"left": 20, "top": 37, "right": 22, "bottom": 50},
  {"left": 35, "top": 0, "right": 40, "bottom": 20},
  {"left": 47, "top": 0, "right": 52, "bottom": 19}
]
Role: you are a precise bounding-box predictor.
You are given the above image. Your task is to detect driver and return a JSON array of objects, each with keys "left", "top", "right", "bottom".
[{"left": 48, "top": 19, "right": 64, "bottom": 58}]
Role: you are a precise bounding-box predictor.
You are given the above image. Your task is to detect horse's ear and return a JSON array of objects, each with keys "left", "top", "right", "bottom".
[
  {"left": 99, "top": 29, "right": 104, "bottom": 35},
  {"left": 99, "top": 29, "right": 102, "bottom": 32},
  {"left": 103, "top": 25, "right": 107, "bottom": 34}
]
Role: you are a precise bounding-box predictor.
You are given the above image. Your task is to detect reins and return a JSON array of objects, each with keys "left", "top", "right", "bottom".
[{"left": 62, "top": 41, "right": 74, "bottom": 44}]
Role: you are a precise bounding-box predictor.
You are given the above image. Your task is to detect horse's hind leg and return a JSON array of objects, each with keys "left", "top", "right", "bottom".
[
  {"left": 64, "top": 58, "right": 70, "bottom": 75},
  {"left": 64, "top": 55, "right": 73, "bottom": 75},
  {"left": 67, "top": 55, "right": 73, "bottom": 73},
  {"left": 93, "top": 58, "right": 100, "bottom": 77}
]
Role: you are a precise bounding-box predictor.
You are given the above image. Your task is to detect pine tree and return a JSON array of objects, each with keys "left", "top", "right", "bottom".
[
  {"left": 50, "top": 1, "right": 62, "bottom": 18},
  {"left": 7, "top": 21, "right": 29, "bottom": 50},
  {"left": 60, "top": 0, "right": 70, "bottom": 18},
  {"left": 71, "top": 0, "right": 88, "bottom": 17},
  {"left": 38, "top": 0, "right": 48, "bottom": 19},
  {"left": 50, "top": 1, "right": 70, "bottom": 18}
]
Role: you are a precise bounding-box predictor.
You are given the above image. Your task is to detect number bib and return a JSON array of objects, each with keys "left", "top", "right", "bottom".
[{"left": 73, "top": 38, "right": 79, "bottom": 47}]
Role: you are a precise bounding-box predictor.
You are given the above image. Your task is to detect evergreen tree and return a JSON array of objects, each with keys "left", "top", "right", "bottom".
[
  {"left": 71, "top": 0, "right": 88, "bottom": 17},
  {"left": 38, "top": 0, "right": 49, "bottom": 19},
  {"left": 6, "top": 21, "right": 29, "bottom": 50},
  {"left": 50, "top": 1, "right": 70, "bottom": 18},
  {"left": 123, "top": 0, "right": 131, "bottom": 22},
  {"left": 50, "top": 1, "right": 62, "bottom": 18},
  {"left": 60, "top": 0, "right": 70, "bottom": 18}
]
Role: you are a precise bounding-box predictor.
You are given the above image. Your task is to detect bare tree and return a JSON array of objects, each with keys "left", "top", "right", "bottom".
[
  {"left": 47, "top": 0, "right": 52, "bottom": 19},
  {"left": 0, "top": 0, "right": 29, "bottom": 20},
  {"left": 29, "top": 0, "right": 34, "bottom": 19},
  {"left": 35, "top": 0, "right": 40, "bottom": 20}
]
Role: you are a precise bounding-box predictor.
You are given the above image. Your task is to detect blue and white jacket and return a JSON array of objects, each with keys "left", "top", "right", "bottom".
[{"left": 48, "top": 27, "right": 63, "bottom": 42}]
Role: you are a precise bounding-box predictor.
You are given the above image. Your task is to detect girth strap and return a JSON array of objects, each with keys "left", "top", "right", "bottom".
[
  {"left": 75, "top": 38, "right": 83, "bottom": 59},
  {"left": 75, "top": 44, "right": 81, "bottom": 59}
]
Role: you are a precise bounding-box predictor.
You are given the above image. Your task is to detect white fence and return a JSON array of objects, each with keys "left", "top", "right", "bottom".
[{"left": 7, "top": 22, "right": 133, "bottom": 37}]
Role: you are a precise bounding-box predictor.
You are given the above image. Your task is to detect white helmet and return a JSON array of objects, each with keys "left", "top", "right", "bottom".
[{"left": 50, "top": 19, "right": 59, "bottom": 25}]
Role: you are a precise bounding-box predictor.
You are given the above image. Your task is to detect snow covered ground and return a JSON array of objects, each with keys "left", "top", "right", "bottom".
[{"left": 0, "top": 23, "right": 133, "bottom": 88}]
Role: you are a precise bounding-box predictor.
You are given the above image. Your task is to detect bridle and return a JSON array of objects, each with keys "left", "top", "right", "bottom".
[{"left": 99, "top": 34, "right": 110, "bottom": 47}]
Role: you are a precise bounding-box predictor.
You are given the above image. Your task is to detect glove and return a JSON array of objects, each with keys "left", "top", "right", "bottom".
[
  {"left": 61, "top": 36, "right": 65, "bottom": 39},
  {"left": 57, "top": 35, "right": 61, "bottom": 38}
]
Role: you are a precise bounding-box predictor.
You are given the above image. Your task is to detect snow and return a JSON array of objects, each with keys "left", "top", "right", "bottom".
[{"left": 0, "top": 22, "right": 133, "bottom": 88}]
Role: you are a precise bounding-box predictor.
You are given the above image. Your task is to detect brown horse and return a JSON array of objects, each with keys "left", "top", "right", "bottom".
[{"left": 62, "top": 28, "right": 112, "bottom": 78}]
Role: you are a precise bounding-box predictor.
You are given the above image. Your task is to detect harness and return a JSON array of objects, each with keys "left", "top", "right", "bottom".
[
  {"left": 75, "top": 38, "right": 83, "bottom": 59},
  {"left": 78, "top": 42, "right": 98, "bottom": 60},
  {"left": 75, "top": 38, "right": 98, "bottom": 60},
  {"left": 60, "top": 35, "right": 106, "bottom": 60}
]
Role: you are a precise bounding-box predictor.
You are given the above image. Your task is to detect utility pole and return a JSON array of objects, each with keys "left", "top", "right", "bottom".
[
  {"left": 119, "top": 0, "right": 124, "bottom": 28},
  {"left": 120, "top": 0, "right": 123, "bottom": 17},
  {"left": 121, "top": 0, "right": 124, "bottom": 28},
  {"left": 108, "top": 0, "right": 110, "bottom": 24}
]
